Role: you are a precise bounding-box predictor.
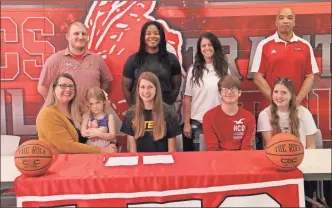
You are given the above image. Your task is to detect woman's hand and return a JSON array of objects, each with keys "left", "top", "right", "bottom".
[
  {"left": 81, "top": 129, "right": 90, "bottom": 138},
  {"left": 183, "top": 123, "right": 192, "bottom": 138},
  {"left": 101, "top": 144, "right": 118, "bottom": 153},
  {"left": 86, "top": 128, "right": 101, "bottom": 139}
]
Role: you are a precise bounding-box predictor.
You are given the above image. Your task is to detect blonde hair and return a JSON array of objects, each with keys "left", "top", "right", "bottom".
[
  {"left": 66, "top": 21, "right": 87, "bottom": 33},
  {"left": 133, "top": 72, "right": 166, "bottom": 140},
  {"left": 270, "top": 78, "right": 300, "bottom": 137},
  {"left": 85, "top": 87, "right": 110, "bottom": 114},
  {"left": 41, "top": 73, "right": 81, "bottom": 128}
]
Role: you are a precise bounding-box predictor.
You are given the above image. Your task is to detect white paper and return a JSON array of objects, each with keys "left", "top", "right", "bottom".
[
  {"left": 143, "top": 155, "right": 174, "bottom": 165},
  {"left": 105, "top": 156, "right": 139, "bottom": 166}
]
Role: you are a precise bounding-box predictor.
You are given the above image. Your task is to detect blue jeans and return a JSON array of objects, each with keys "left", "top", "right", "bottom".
[{"left": 191, "top": 119, "right": 202, "bottom": 151}]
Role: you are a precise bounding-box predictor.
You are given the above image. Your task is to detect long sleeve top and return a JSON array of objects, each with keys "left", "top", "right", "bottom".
[
  {"left": 203, "top": 105, "right": 256, "bottom": 151},
  {"left": 36, "top": 106, "right": 101, "bottom": 154}
]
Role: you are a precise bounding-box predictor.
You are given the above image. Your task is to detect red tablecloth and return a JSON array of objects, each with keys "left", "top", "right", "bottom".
[{"left": 15, "top": 151, "right": 305, "bottom": 207}]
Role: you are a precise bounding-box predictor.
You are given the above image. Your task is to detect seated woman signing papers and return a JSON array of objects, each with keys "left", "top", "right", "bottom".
[{"left": 121, "top": 72, "right": 182, "bottom": 152}]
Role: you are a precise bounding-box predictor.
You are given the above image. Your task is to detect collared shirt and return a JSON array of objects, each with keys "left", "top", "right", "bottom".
[
  {"left": 39, "top": 47, "right": 113, "bottom": 100},
  {"left": 251, "top": 32, "right": 319, "bottom": 111}
]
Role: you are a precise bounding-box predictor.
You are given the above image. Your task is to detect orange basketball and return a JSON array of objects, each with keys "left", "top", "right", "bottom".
[
  {"left": 265, "top": 133, "right": 304, "bottom": 171},
  {"left": 15, "top": 140, "right": 53, "bottom": 177}
]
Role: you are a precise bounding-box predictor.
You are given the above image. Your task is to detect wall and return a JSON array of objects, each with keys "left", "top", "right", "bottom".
[{"left": 1, "top": 0, "right": 331, "bottom": 147}]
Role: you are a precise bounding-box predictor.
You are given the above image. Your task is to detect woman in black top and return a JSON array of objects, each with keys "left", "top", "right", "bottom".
[
  {"left": 121, "top": 72, "right": 182, "bottom": 152},
  {"left": 122, "top": 20, "right": 182, "bottom": 106}
]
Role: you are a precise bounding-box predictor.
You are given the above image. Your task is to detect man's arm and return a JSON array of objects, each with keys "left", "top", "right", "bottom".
[
  {"left": 202, "top": 112, "right": 221, "bottom": 151},
  {"left": 251, "top": 40, "right": 271, "bottom": 100},
  {"left": 101, "top": 82, "right": 111, "bottom": 95},
  {"left": 37, "top": 85, "right": 49, "bottom": 100},
  {"left": 122, "top": 76, "right": 134, "bottom": 106},
  {"left": 296, "top": 74, "right": 315, "bottom": 105},
  {"left": 253, "top": 73, "right": 272, "bottom": 101},
  {"left": 98, "top": 56, "right": 113, "bottom": 94},
  {"left": 38, "top": 54, "right": 58, "bottom": 99}
]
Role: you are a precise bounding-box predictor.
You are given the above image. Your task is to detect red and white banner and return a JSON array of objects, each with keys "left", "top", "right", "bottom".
[
  {"left": 15, "top": 152, "right": 305, "bottom": 207},
  {"left": 17, "top": 178, "right": 304, "bottom": 207}
]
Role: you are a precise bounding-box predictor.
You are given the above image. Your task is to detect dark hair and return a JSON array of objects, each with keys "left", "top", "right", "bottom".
[
  {"left": 135, "top": 21, "right": 170, "bottom": 68},
  {"left": 191, "top": 32, "right": 228, "bottom": 87},
  {"left": 217, "top": 75, "right": 241, "bottom": 92}
]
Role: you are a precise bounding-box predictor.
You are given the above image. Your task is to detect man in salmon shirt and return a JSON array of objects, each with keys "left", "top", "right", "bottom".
[
  {"left": 38, "top": 22, "right": 113, "bottom": 103},
  {"left": 203, "top": 75, "right": 256, "bottom": 151}
]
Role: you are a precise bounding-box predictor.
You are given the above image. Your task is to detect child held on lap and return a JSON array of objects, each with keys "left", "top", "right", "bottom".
[{"left": 81, "top": 87, "right": 117, "bottom": 148}]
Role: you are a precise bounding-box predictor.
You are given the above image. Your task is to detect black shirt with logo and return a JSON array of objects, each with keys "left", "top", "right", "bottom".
[{"left": 120, "top": 104, "right": 182, "bottom": 152}]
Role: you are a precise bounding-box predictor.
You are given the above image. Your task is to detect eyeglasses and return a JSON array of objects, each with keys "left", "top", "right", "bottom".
[
  {"left": 275, "top": 77, "right": 292, "bottom": 83},
  {"left": 221, "top": 87, "right": 239, "bottom": 93},
  {"left": 57, "top": 84, "right": 75, "bottom": 90}
]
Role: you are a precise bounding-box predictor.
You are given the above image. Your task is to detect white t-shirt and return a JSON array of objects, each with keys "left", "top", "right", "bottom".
[
  {"left": 257, "top": 105, "right": 318, "bottom": 148},
  {"left": 184, "top": 64, "right": 230, "bottom": 122}
]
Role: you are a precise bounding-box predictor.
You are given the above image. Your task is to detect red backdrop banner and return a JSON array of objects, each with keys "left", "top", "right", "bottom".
[{"left": 1, "top": 0, "right": 331, "bottom": 145}]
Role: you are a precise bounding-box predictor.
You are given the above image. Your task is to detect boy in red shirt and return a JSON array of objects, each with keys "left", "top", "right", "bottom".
[{"left": 203, "top": 75, "right": 256, "bottom": 151}]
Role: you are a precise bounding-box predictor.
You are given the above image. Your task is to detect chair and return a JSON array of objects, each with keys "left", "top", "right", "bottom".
[
  {"left": 0, "top": 135, "right": 20, "bottom": 156},
  {"left": 305, "top": 129, "right": 327, "bottom": 207},
  {"left": 199, "top": 134, "right": 206, "bottom": 151},
  {"left": 176, "top": 135, "right": 183, "bottom": 152},
  {"left": 314, "top": 130, "right": 326, "bottom": 205},
  {"left": 1, "top": 135, "right": 20, "bottom": 207}
]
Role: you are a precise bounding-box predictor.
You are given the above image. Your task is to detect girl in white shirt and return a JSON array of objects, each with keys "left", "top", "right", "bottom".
[
  {"left": 257, "top": 77, "right": 317, "bottom": 149},
  {"left": 183, "top": 32, "right": 229, "bottom": 151}
]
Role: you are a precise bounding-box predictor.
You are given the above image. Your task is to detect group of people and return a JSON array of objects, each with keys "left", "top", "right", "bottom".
[
  {"left": 36, "top": 7, "right": 319, "bottom": 154},
  {"left": 36, "top": 19, "right": 184, "bottom": 154},
  {"left": 34, "top": 7, "right": 328, "bottom": 207}
]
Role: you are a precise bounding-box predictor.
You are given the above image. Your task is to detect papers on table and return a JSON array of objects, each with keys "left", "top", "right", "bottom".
[
  {"left": 104, "top": 155, "right": 174, "bottom": 166},
  {"left": 105, "top": 156, "right": 138, "bottom": 166},
  {"left": 143, "top": 155, "right": 174, "bottom": 165}
]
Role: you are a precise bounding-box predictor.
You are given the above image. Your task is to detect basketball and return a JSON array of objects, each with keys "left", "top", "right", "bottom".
[
  {"left": 15, "top": 140, "right": 53, "bottom": 177},
  {"left": 265, "top": 133, "right": 304, "bottom": 171}
]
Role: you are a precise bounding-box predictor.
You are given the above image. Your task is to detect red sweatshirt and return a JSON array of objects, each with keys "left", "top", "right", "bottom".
[{"left": 203, "top": 105, "right": 256, "bottom": 151}]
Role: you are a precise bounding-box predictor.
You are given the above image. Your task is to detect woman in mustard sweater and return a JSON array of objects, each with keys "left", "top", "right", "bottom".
[{"left": 36, "top": 73, "right": 117, "bottom": 154}]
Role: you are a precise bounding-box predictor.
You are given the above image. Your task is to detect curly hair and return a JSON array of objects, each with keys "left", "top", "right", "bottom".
[
  {"left": 135, "top": 21, "right": 170, "bottom": 69},
  {"left": 270, "top": 78, "right": 300, "bottom": 137},
  {"left": 191, "top": 32, "right": 228, "bottom": 87}
]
